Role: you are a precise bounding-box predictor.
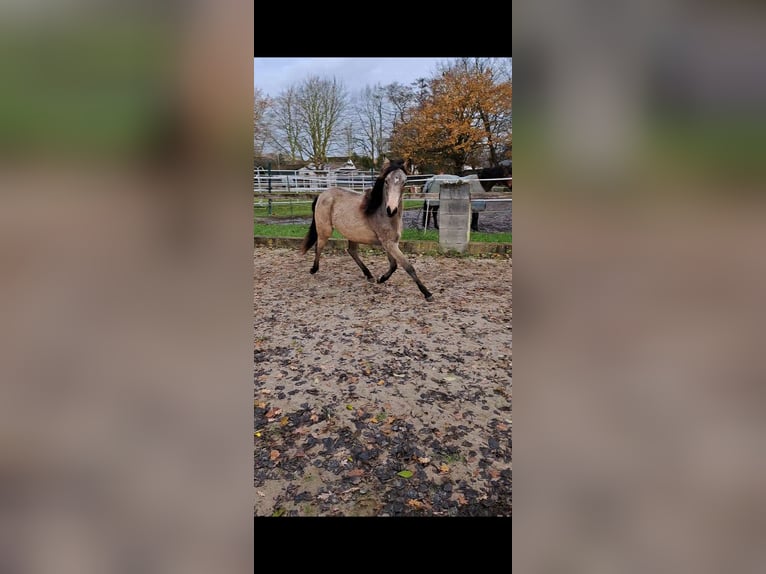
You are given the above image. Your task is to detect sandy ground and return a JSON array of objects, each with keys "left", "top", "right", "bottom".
[{"left": 254, "top": 246, "right": 511, "bottom": 516}]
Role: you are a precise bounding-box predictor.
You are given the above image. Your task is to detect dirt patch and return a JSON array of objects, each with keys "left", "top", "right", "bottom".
[{"left": 254, "top": 247, "right": 511, "bottom": 516}]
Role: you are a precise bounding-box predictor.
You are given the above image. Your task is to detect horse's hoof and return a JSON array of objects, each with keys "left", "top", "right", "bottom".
[
  {"left": 425, "top": 294, "right": 434, "bottom": 302},
  {"left": 310, "top": 268, "right": 318, "bottom": 274},
  {"left": 366, "top": 276, "right": 375, "bottom": 283}
]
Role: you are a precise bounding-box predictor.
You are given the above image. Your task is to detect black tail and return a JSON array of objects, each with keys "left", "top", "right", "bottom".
[{"left": 300, "top": 196, "right": 319, "bottom": 254}]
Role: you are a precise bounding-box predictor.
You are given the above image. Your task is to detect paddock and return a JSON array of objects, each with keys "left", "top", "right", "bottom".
[{"left": 253, "top": 246, "right": 512, "bottom": 516}]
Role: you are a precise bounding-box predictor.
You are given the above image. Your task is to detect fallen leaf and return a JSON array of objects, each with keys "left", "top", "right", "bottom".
[
  {"left": 279, "top": 416, "right": 289, "bottom": 427},
  {"left": 407, "top": 499, "right": 426, "bottom": 509},
  {"left": 346, "top": 468, "right": 364, "bottom": 477},
  {"left": 497, "top": 423, "right": 509, "bottom": 431},
  {"left": 417, "top": 457, "right": 431, "bottom": 465},
  {"left": 256, "top": 490, "right": 265, "bottom": 497},
  {"left": 309, "top": 414, "right": 319, "bottom": 422},
  {"left": 264, "top": 407, "right": 282, "bottom": 419},
  {"left": 397, "top": 470, "right": 413, "bottom": 479},
  {"left": 346, "top": 404, "right": 354, "bottom": 410},
  {"left": 489, "top": 469, "right": 501, "bottom": 480},
  {"left": 440, "top": 464, "right": 450, "bottom": 473},
  {"left": 269, "top": 450, "right": 280, "bottom": 461},
  {"left": 456, "top": 494, "right": 467, "bottom": 506}
]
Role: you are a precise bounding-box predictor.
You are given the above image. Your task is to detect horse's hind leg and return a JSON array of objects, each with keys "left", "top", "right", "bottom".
[
  {"left": 382, "top": 243, "right": 433, "bottom": 302},
  {"left": 311, "top": 235, "right": 328, "bottom": 274},
  {"left": 309, "top": 217, "right": 334, "bottom": 274},
  {"left": 347, "top": 241, "right": 374, "bottom": 282},
  {"left": 378, "top": 253, "right": 397, "bottom": 284}
]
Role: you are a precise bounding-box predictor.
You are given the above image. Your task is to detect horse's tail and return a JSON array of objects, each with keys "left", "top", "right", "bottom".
[{"left": 300, "top": 196, "right": 319, "bottom": 254}]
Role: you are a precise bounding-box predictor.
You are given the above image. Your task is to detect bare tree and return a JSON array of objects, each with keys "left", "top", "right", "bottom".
[
  {"left": 293, "top": 76, "right": 348, "bottom": 165},
  {"left": 269, "top": 86, "right": 304, "bottom": 160},
  {"left": 354, "top": 84, "right": 389, "bottom": 167},
  {"left": 384, "top": 82, "right": 417, "bottom": 125},
  {"left": 344, "top": 123, "right": 354, "bottom": 158},
  {"left": 253, "top": 88, "right": 271, "bottom": 158}
]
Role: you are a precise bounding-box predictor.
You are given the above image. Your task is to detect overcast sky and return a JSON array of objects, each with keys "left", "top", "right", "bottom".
[{"left": 254, "top": 57, "right": 457, "bottom": 98}]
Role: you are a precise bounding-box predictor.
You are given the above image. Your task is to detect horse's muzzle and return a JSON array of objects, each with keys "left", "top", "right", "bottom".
[{"left": 386, "top": 207, "right": 398, "bottom": 217}]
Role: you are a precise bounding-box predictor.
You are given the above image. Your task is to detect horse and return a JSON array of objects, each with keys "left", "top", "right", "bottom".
[
  {"left": 300, "top": 158, "right": 434, "bottom": 302},
  {"left": 477, "top": 164, "right": 512, "bottom": 192}
]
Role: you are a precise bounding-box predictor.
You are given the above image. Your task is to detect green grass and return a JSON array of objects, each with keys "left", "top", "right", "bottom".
[
  {"left": 253, "top": 222, "right": 510, "bottom": 244},
  {"left": 253, "top": 222, "right": 344, "bottom": 239},
  {"left": 469, "top": 231, "right": 512, "bottom": 243}
]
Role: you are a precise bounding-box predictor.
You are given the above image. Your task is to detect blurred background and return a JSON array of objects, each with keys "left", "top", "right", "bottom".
[
  {"left": 0, "top": 1, "right": 253, "bottom": 572},
  {"left": 514, "top": 0, "right": 766, "bottom": 572}
]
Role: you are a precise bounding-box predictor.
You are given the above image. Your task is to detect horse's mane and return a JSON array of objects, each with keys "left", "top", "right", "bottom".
[{"left": 362, "top": 159, "right": 408, "bottom": 216}]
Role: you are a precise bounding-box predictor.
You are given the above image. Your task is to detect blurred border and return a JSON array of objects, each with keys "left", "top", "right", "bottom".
[
  {"left": 514, "top": 1, "right": 766, "bottom": 572},
  {"left": 0, "top": 2, "right": 254, "bottom": 573}
]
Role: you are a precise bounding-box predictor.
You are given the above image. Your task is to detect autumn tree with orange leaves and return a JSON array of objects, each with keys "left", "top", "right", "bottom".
[{"left": 390, "top": 58, "right": 512, "bottom": 174}]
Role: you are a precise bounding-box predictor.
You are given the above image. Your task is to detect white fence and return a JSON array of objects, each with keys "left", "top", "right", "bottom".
[{"left": 254, "top": 167, "right": 452, "bottom": 193}]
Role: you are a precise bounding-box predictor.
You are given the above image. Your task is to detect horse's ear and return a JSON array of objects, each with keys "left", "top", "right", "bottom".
[{"left": 381, "top": 157, "right": 390, "bottom": 173}]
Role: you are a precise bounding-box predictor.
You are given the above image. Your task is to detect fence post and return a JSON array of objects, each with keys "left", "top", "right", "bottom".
[
  {"left": 267, "top": 197, "right": 272, "bottom": 215},
  {"left": 438, "top": 181, "right": 471, "bottom": 253},
  {"left": 267, "top": 162, "right": 272, "bottom": 193}
]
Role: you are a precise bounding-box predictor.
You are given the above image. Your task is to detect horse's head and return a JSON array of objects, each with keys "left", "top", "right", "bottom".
[
  {"left": 365, "top": 158, "right": 408, "bottom": 217},
  {"left": 382, "top": 159, "right": 407, "bottom": 217}
]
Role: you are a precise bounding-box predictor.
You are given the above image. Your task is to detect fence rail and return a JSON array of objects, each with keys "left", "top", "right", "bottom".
[{"left": 254, "top": 168, "right": 480, "bottom": 193}]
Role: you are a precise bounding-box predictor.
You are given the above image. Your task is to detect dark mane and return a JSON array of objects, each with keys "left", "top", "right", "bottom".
[{"left": 363, "top": 159, "right": 408, "bottom": 216}]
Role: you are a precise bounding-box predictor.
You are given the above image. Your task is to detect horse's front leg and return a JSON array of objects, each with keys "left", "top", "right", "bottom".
[
  {"left": 382, "top": 243, "right": 433, "bottom": 302},
  {"left": 378, "top": 253, "right": 397, "bottom": 284},
  {"left": 347, "top": 241, "right": 374, "bottom": 282}
]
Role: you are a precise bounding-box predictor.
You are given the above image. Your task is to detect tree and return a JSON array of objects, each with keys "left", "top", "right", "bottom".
[
  {"left": 390, "top": 59, "right": 512, "bottom": 174},
  {"left": 269, "top": 86, "right": 303, "bottom": 160},
  {"left": 253, "top": 88, "right": 271, "bottom": 158},
  {"left": 354, "top": 84, "right": 388, "bottom": 167},
  {"left": 385, "top": 82, "right": 417, "bottom": 125},
  {"left": 295, "top": 76, "right": 348, "bottom": 165},
  {"left": 267, "top": 76, "right": 349, "bottom": 165}
]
